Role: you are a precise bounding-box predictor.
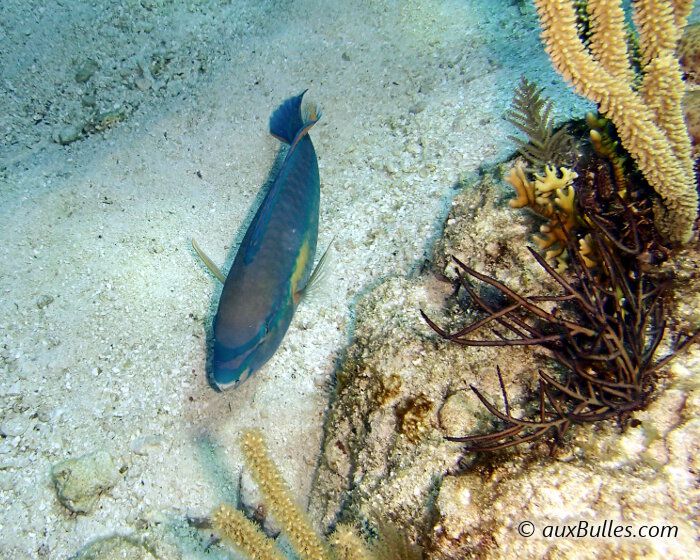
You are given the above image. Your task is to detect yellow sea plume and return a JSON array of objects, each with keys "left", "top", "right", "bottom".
[
  {"left": 212, "top": 504, "right": 287, "bottom": 560},
  {"left": 212, "top": 429, "right": 421, "bottom": 560},
  {"left": 210, "top": 429, "right": 329, "bottom": 560},
  {"left": 237, "top": 429, "right": 328, "bottom": 560},
  {"left": 532, "top": 0, "right": 697, "bottom": 244}
]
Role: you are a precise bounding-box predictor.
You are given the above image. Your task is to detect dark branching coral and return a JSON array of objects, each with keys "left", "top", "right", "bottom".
[
  {"left": 422, "top": 209, "right": 699, "bottom": 453},
  {"left": 505, "top": 76, "right": 575, "bottom": 170}
]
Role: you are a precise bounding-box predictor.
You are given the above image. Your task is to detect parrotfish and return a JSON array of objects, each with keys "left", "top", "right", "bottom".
[{"left": 193, "top": 90, "right": 328, "bottom": 390}]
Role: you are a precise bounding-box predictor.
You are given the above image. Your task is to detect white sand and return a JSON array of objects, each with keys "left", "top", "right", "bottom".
[{"left": 0, "top": 0, "right": 631, "bottom": 558}]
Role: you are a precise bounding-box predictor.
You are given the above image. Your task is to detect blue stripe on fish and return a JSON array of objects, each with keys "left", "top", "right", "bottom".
[{"left": 211, "top": 91, "right": 322, "bottom": 390}]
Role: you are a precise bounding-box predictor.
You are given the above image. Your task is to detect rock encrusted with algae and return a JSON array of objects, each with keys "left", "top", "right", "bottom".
[
  {"left": 70, "top": 535, "right": 158, "bottom": 560},
  {"left": 431, "top": 358, "right": 700, "bottom": 559},
  {"left": 309, "top": 172, "right": 547, "bottom": 542},
  {"left": 308, "top": 274, "right": 470, "bottom": 539},
  {"left": 309, "top": 171, "right": 700, "bottom": 558},
  {"left": 69, "top": 518, "right": 187, "bottom": 560}
]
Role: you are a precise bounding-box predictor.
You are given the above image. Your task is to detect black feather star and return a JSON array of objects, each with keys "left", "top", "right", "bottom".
[{"left": 421, "top": 212, "right": 698, "bottom": 453}]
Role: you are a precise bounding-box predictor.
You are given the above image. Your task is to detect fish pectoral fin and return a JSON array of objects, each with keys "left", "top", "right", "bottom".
[
  {"left": 191, "top": 238, "right": 227, "bottom": 284},
  {"left": 297, "top": 238, "right": 334, "bottom": 303}
]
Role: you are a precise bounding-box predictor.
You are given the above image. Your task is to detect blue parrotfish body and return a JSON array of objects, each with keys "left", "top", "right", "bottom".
[{"left": 212, "top": 91, "right": 322, "bottom": 390}]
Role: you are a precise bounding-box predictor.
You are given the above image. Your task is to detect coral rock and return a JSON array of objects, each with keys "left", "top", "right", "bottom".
[
  {"left": 51, "top": 450, "right": 120, "bottom": 514},
  {"left": 678, "top": 21, "right": 700, "bottom": 85},
  {"left": 682, "top": 89, "right": 700, "bottom": 158}
]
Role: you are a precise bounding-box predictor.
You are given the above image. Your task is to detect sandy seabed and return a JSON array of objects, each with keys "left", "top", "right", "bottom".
[{"left": 3, "top": 1, "right": 689, "bottom": 559}]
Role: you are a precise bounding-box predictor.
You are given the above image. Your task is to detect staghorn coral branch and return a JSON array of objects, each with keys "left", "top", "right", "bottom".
[{"left": 532, "top": 0, "right": 698, "bottom": 243}]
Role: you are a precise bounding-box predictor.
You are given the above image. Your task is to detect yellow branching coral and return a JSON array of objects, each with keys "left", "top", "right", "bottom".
[
  {"left": 587, "top": 112, "right": 629, "bottom": 197},
  {"left": 507, "top": 162, "right": 579, "bottom": 263},
  {"left": 212, "top": 504, "right": 287, "bottom": 560},
  {"left": 579, "top": 233, "right": 599, "bottom": 268},
  {"left": 506, "top": 163, "right": 578, "bottom": 231},
  {"left": 506, "top": 161, "right": 581, "bottom": 269},
  {"left": 533, "top": 165, "right": 578, "bottom": 208},
  {"left": 238, "top": 429, "right": 329, "bottom": 560},
  {"left": 532, "top": 0, "right": 698, "bottom": 244},
  {"left": 507, "top": 164, "right": 540, "bottom": 210},
  {"left": 212, "top": 429, "right": 423, "bottom": 560},
  {"left": 508, "top": 163, "right": 578, "bottom": 215}
]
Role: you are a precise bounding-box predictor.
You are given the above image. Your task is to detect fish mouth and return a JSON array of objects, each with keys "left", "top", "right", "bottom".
[
  {"left": 212, "top": 366, "right": 251, "bottom": 391},
  {"left": 211, "top": 337, "right": 262, "bottom": 390},
  {"left": 212, "top": 352, "right": 250, "bottom": 390}
]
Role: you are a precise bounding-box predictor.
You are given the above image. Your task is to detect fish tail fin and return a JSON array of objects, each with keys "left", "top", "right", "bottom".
[
  {"left": 302, "top": 99, "right": 322, "bottom": 126},
  {"left": 269, "top": 89, "right": 321, "bottom": 144}
]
